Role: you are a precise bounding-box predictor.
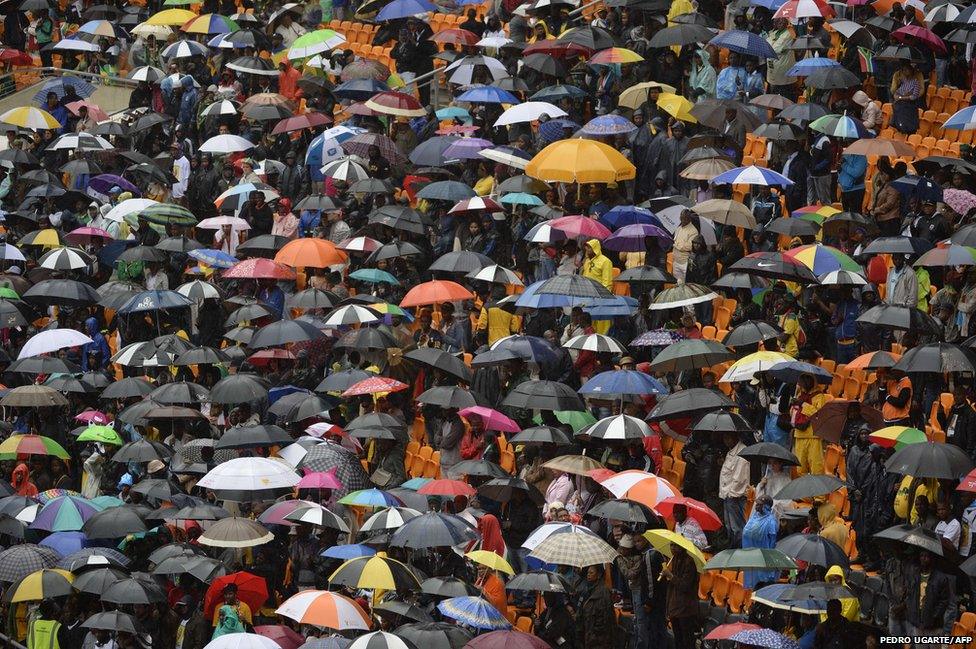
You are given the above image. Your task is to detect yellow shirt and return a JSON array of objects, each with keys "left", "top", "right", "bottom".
[
  {"left": 779, "top": 313, "right": 800, "bottom": 357},
  {"left": 211, "top": 601, "right": 252, "bottom": 627}
]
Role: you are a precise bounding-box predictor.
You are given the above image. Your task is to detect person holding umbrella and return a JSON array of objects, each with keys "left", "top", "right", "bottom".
[{"left": 576, "top": 564, "right": 615, "bottom": 649}]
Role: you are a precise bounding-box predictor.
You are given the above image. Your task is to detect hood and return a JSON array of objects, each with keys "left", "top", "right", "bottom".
[
  {"left": 585, "top": 239, "right": 602, "bottom": 257},
  {"left": 696, "top": 48, "right": 712, "bottom": 65},
  {"left": 825, "top": 565, "right": 848, "bottom": 586},
  {"left": 817, "top": 502, "right": 838, "bottom": 528},
  {"left": 85, "top": 316, "right": 98, "bottom": 338},
  {"left": 11, "top": 463, "right": 28, "bottom": 484},
  {"left": 655, "top": 169, "right": 668, "bottom": 182}
]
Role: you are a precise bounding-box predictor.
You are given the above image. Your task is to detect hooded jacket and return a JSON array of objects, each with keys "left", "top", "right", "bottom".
[
  {"left": 278, "top": 61, "right": 301, "bottom": 101},
  {"left": 11, "top": 463, "right": 37, "bottom": 497},
  {"left": 82, "top": 317, "right": 111, "bottom": 371},
  {"left": 822, "top": 565, "right": 861, "bottom": 622},
  {"left": 582, "top": 239, "right": 613, "bottom": 290},
  {"left": 689, "top": 49, "right": 716, "bottom": 100}
]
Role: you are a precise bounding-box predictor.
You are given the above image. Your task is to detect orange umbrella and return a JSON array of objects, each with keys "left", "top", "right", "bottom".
[
  {"left": 847, "top": 350, "right": 901, "bottom": 370},
  {"left": 417, "top": 479, "right": 477, "bottom": 497},
  {"left": 399, "top": 280, "right": 474, "bottom": 308},
  {"left": 274, "top": 238, "right": 348, "bottom": 268}
]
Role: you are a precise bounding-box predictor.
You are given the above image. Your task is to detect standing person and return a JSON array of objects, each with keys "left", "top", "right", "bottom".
[
  {"left": 672, "top": 210, "right": 698, "bottom": 283},
  {"left": 741, "top": 496, "right": 779, "bottom": 588},
  {"left": 871, "top": 171, "right": 902, "bottom": 237},
  {"left": 581, "top": 239, "right": 613, "bottom": 291},
  {"left": 886, "top": 254, "right": 919, "bottom": 307},
  {"left": 536, "top": 592, "right": 575, "bottom": 649},
  {"left": 434, "top": 407, "right": 465, "bottom": 478},
  {"left": 718, "top": 432, "right": 749, "bottom": 548},
  {"left": 882, "top": 368, "right": 913, "bottom": 426},
  {"left": 791, "top": 373, "right": 827, "bottom": 475},
  {"left": 576, "top": 564, "right": 615, "bottom": 649},
  {"left": 662, "top": 544, "right": 700, "bottom": 649},
  {"left": 765, "top": 18, "right": 796, "bottom": 100},
  {"left": 838, "top": 152, "right": 867, "bottom": 213},
  {"left": 618, "top": 535, "right": 649, "bottom": 649},
  {"left": 171, "top": 143, "right": 191, "bottom": 205},
  {"left": 174, "top": 596, "right": 210, "bottom": 649},
  {"left": 906, "top": 550, "right": 952, "bottom": 637}
]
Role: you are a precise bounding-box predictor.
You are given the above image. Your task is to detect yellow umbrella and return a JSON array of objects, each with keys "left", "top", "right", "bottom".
[
  {"left": 643, "top": 529, "right": 706, "bottom": 572},
  {"left": 656, "top": 92, "right": 697, "bottom": 123},
  {"left": 526, "top": 140, "right": 635, "bottom": 184},
  {"left": 3, "top": 570, "right": 74, "bottom": 603},
  {"left": 720, "top": 350, "right": 795, "bottom": 383},
  {"left": 465, "top": 550, "right": 515, "bottom": 575},
  {"left": 144, "top": 8, "right": 197, "bottom": 26},
  {"left": 618, "top": 81, "right": 678, "bottom": 110},
  {"left": 0, "top": 107, "right": 60, "bottom": 130}
]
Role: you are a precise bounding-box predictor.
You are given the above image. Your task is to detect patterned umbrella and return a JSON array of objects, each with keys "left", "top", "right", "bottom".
[
  {"left": 437, "top": 597, "right": 511, "bottom": 630},
  {"left": 728, "top": 629, "right": 801, "bottom": 649},
  {"left": 0, "top": 544, "right": 59, "bottom": 582},
  {"left": 527, "top": 525, "right": 618, "bottom": 567},
  {"left": 300, "top": 442, "right": 371, "bottom": 495},
  {"left": 330, "top": 556, "right": 421, "bottom": 591},
  {"left": 29, "top": 496, "right": 102, "bottom": 532}
]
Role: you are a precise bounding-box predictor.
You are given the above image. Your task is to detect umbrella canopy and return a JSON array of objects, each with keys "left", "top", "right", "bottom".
[
  {"left": 437, "top": 597, "right": 512, "bottom": 630},
  {"left": 276, "top": 590, "right": 371, "bottom": 629}
]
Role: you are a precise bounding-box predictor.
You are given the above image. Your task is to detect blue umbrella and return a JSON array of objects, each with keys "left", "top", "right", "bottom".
[
  {"left": 599, "top": 205, "right": 659, "bottom": 230},
  {"left": 436, "top": 107, "right": 471, "bottom": 120},
  {"left": 500, "top": 192, "right": 543, "bottom": 206},
  {"left": 456, "top": 85, "right": 520, "bottom": 104},
  {"left": 709, "top": 30, "right": 778, "bottom": 58},
  {"left": 437, "top": 597, "right": 512, "bottom": 630},
  {"left": 750, "top": 0, "right": 787, "bottom": 8},
  {"left": 530, "top": 84, "right": 588, "bottom": 102},
  {"left": 581, "top": 114, "right": 638, "bottom": 136},
  {"left": 32, "top": 76, "right": 96, "bottom": 104},
  {"left": 492, "top": 334, "right": 559, "bottom": 365},
  {"left": 333, "top": 79, "right": 388, "bottom": 100},
  {"left": 305, "top": 125, "right": 367, "bottom": 181},
  {"left": 39, "top": 531, "right": 88, "bottom": 557},
  {"left": 539, "top": 118, "right": 581, "bottom": 143},
  {"left": 944, "top": 105, "right": 976, "bottom": 131},
  {"left": 409, "top": 136, "right": 461, "bottom": 166},
  {"left": 416, "top": 180, "right": 477, "bottom": 201},
  {"left": 320, "top": 544, "right": 377, "bottom": 560},
  {"left": 787, "top": 56, "right": 841, "bottom": 77},
  {"left": 116, "top": 290, "right": 194, "bottom": 314},
  {"left": 890, "top": 174, "right": 944, "bottom": 203},
  {"left": 751, "top": 583, "right": 826, "bottom": 612},
  {"left": 349, "top": 268, "right": 400, "bottom": 285},
  {"left": 376, "top": 0, "right": 438, "bottom": 21},
  {"left": 712, "top": 165, "right": 794, "bottom": 187},
  {"left": 579, "top": 369, "right": 669, "bottom": 396},
  {"left": 400, "top": 477, "right": 431, "bottom": 490},
  {"left": 585, "top": 295, "right": 640, "bottom": 319},
  {"left": 188, "top": 249, "right": 238, "bottom": 269}
]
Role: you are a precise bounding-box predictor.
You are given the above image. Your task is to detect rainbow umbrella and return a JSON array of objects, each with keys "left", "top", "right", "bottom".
[
  {"left": 869, "top": 426, "right": 928, "bottom": 450},
  {"left": 588, "top": 47, "right": 644, "bottom": 64},
  {"left": 338, "top": 488, "right": 402, "bottom": 508},
  {"left": 36, "top": 489, "right": 81, "bottom": 505},
  {"left": 791, "top": 204, "right": 840, "bottom": 224},
  {"left": 30, "top": 496, "right": 103, "bottom": 532},
  {"left": 785, "top": 244, "right": 861, "bottom": 275},
  {"left": 0, "top": 435, "right": 70, "bottom": 460}
]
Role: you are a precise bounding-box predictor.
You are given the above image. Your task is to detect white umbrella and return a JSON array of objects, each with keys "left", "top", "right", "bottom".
[
  {"left": 0, "top": 244, "right": 26, "bottom": 262},
  {"left": 203, "top": 633, "right": 280, "bottom": 649},
  {"left": 278, "top": 441, "right": 312, "bottom": 467},
  {"left": 104, "top": 198, "right": 158, "bottom": 223},
  {"left": 199, "top": 134, "right": 254, "bottom": 154},
  {"left": 446, "top": 55, "right": 508, "bottom": 85},
  {"left": 197, "top": 457, "right": 300, "bottom": 493},
  {"left": 197, "top": 215, "right": 251, "bottom": 230},
  {"left": 18, "top": 328, "right": 94, "bottom": 359},
  {"left": 38, "top": 246, "right": 93, "bottom": 271},
  {"left": 161, "top": 39, "right": 209, "bottom": 59},
  {"left": 493, "top": 102, "right": 567, "bottom": 127},
  {"left": 127, "top": 65, "right": 166, "bottom": 82},
  {"left": 284, "top": 504, "right": 350, "bottom": 532},
  {"left": 275, "top": 590, "right": 371, "bottom": 629},
  {"left": 48, "top": 133, "right": 113, "bottom": 151},
  {"left": 521, "top": 522, "right": 600, "bottom": 551},
  {"left": 466, "top": 264, "right": 523, "bottom": 286},
  {"left": 131, "top": 23, "right": 173, "bottom": 39},
  {"left": 477, "top": 36, "right": 512, "bottom": 48},
  {"left": 321, "top": 157, "right": 369, "bottom": 182},
  {"left": 360, "top": 507, "right": 421, "bottom": 532},
  {"left": 53, "top": 37, "right": 101, "bottom": 52},
  {"left": 177, "top": 280, "right": 222, "bottom": 300},
  {"left": 200, "top": 100, "right": 239, "bottom": 117},
  {"left": 197, "top": 518, "right": 274, "bottom": 548},
  {"left": 323, "top": 305, "right": 380, "bottom": 327}
]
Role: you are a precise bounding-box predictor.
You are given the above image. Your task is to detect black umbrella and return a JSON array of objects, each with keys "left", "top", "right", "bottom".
[
  {"left": 506, "top": 570, "right": 572, "bottom": 593},
  {"left": 316, "top": 369, "right": 375, "bottom": 393},
  {"left": 82, "top": 507, "right": 148, "bottom": 539},
  {"left": 952, "top": 224, "right": 976, "bottom": 247},
  {"left": 502, "top": 380, "right": 585, "bottom": 411},
  {"left": 692, "top": 410, "right": 755, "bottom": 435},
  {"left": 587, "top": 498, "right": 659, "bottom": 524},
  {"left": 215, "top": 424, "right": 292, "bottom": 449},
  {"left": 421, "top": 577, "right": 480, "bottom": 597},
  {"left": 210, "top": 373, "right": 270, "bottom": 404},
  {"left": 775, "top": 533, "right": 849, "bottom": 569},
  {"left": 805, "top": 66, "right": 861, "bottom": 89},
  {"left": 874, "top": 523, "right": 948, "bottom": 557},
  {"left": 821, "top": 211, "right": 879, "bottom": 237},
  {"left": 890, "top": 343, "right": 976, "bottom": 374},
  {"left": 429, "top": 250, "right": 493, "bottom": 275},
  {"left": 646, "top": 339, "right": 734, "bottom": 373},
  {"left": 236, "top": 234, "right": 291, "bottom": 258},
  {"left": 396, "top": 622, "right": 471, "bottom": 649},
  {"left": 156, "top": 236, "right": 204, "bottom": 253},
  {"left": 73, "top": 567, "right": 127, "bottom": 595},
  {"left": 764, "top": 217, "right": 821, "bottom": 237},
  {"left": 616, "top": 265, "right": 675, "bottom": 284},
  {"left": 452, "top": 459, "right": 508, "bottom": 478},
  {"left": 8, "top": 356, "right": 80, "bottom": 375},
  {"left": 149, "top": 381, "right": 210, "bottom": 405},
  {"left": 689, "top": 98, "right": 762, "bottom": 131},
  {"left": 856, "top": 305, "right": 942, "bottom": 334},
  {"left": 884, "top": 441, "right": 973, "bottom": 479},
  {"left": 752, "top": 119, "right": 804, "bottom": 141},
  {"left": 555, "top": 25, "right": 615, "bottom": 50},
  {"left": 404, "top": 348, "right": 473, "bottom": 384},
  {"left": 773, "top": 474, "right": 846, "bottom": 501},
  {"left": 779, "top": 102, "right": 828, "bottom": 125},
  {"left": 510, "top": 425, "right": 572, "bottom": 445},
  {"left": 786, "top": 581, "right": 855, "bottom": 601},
  {"left": 521, "top": 54, "right": 566, "bottom": 76},
  {"left": 492, "top": 335, "right": 559, "bottom": 365},
  {"left": 646, "top": 388, "right": 734, "bottom": 422},
  {"left": 477, "top": 477, "right": 544, "bottom": 504},
  {"left": 727, "top": 252, "right": 819, "bottom": 283},
  {"left": 276, "top": 394, "right": 335, "bottom": 423},
  {"left": 101, "top": 575, "right": 167, "bottom": 604},
  {"left": 390, "top": 512, "right": 480, "bottom": 548},
  {"left": 250, "top": 319, "right": 323, "bottom": 349},
  {"left": 100, "top": 377, "right": 156, "bottom": 399},
  {"left": 722, "top": 320, "right": 781, "bottom": 348},
  {"left": 334, "top": 327, "right": 398, "bottom": 350},
  {"left": 118, "top": 245, "right": 167, "bottom": 263},
  {"left": 289, "top": 288, "right": 338, "bottom": 310},
  {"left": 739, "top": 442, "right": 800, "bottom": 466},
  {"left": 535, "top": 274, "right": 614, "bottom": 299},
  {"left": 129, "top": 478, "right": 182, "bottom": 502},
  {"left": 648, "top": 23, "right": 714, "bottom": 47},
  {"left": 861, "top": 236, "right": 933, "bottom": 256},
  {"left": 111, "top": 439, "right": 174, "bottom": 463},
  {"left": 712, "top": 272, "right": 772, "bottom": 292},
  {"left": 416, "top": 386, "right": 483, "bottom": 409},
  {"left": 174, "top": 346, "right": 230, "bottom": 366},
  {"left": 24, "top": 279, "right": 100, "bottom": 306},
  {"left": 82, "top": 611, "right": 139, "bottom": 634}
]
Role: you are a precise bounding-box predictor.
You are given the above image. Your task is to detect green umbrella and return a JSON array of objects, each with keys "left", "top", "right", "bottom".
[
  {"left": 139, "top": 204, "right": 197, "bottom": 227},
  {"left": 77, "top": 425, "right": 124, "bottom": 446},
  {"left": 287, "top": 29, "right": 347, "bottom": 59},
  {"left": 704, "top": 548, "right": 798, "bottom": 571},
  {"left": 0, "top": 287, "right": 19, "bottom": 299},
  {"left": 532, "top": 410, "right": 597, "bottom": 432},
  {"left": 349, "top": 268, "right": 400, "bottom": 285}
]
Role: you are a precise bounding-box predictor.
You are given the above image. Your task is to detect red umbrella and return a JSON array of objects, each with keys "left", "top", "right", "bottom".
[
  {"left": 0, "top": 48, "right": 33, "bottom": 65},
  {"left": 437, "top": 125, "right": 480, "bottom": 135},
  {"left": 892, "top": 25, "right": 947, "bottom": 54},
  {"left": 341, "top": 133, "right": 406, "bottom": 163},
  {"left": 254, "top": 625, "right": 305, "bottom": 649},
  {"left": 364, "top": 90, "right": 425, "bottom": 117},
  {"left": 400, "top": 280, "right": 475, "bottom": 307},
  {"left": 341, "top": 376, "right": 409, "bottom": 397},
  {"left": 587, "top": 468, "right": 617, "bottom": 483},
  {"left": 418, "top": 479, "right": 477, "bottom": 497},
  {"left": 345, "top": 102, "right": 379, "bottom": 117},
  {"left": 550, "top": 215, "right": 612, "bottom": 240},
  {"left": 773, "top": 0, "right": 833, "bottom": 19},
  {"left": 957, "top": 468, "right": 976, "bottom": 492},
  {"left": 431, "top": 28, "right": 480, "bottom": 45},
  {"left": 654, "top": 496, "right": 723, "bottom": 531},
  {"left": 247, "top": 348, "right": 297, "bottom": 366},
  {"left": 271, "top": 112, "right": 332, "bottom": 134},
  {"left": 522, "top": 40, "right": 589, "bottom": 57},
  {"left": 203, "top": 572, "right": 269, "bottom": 621},
  {"left": 223, "top": 258, "right": 297, "bottom": 280},
  {"left": 704, "top": 622, "right": 762, "bottom": 641}
]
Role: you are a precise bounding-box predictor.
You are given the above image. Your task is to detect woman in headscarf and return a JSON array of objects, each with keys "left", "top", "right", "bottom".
[
  {"left": 211, "top": 605, "right": 245, "bottom": 639},
  {"left": 754, "top": 457, "right": 792, "bottom": 521},
  {"left": 740, "top": 496, "right": 778, "bottom": 589},
  {"left": 822, "top": 565, "right": 860, "bottom": 622}
]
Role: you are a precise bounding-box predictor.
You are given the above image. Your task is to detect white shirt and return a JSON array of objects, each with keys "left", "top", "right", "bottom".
[
  {"left": 936, "top": 518, "right": 962, "bottom": 549},
  {"left": 145, "top": 270, "right": 169, "bottom": 291},
  {"left": 675, "top": 517, "right": 708, "bottom": 549},
  {"left": 961, "top": 504, "right": 976, "bottom": 556},
  {"left": 171, "top": 155, "right": 190, "bottom": 198}
]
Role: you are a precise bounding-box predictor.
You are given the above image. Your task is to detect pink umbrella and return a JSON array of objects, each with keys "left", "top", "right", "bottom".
[
  {"left": 66, "top": 227, "right": 112, "bottom": 244},
  {"left": 255, "top": 626, "right": 305, "bottom": 649},
  {"left": 223, "top": 258, "right": 297, "bottom": 280},
  {"left": 257, "top": 499, "right": 319, "bottom": 526},
  {"left": 66, "top": 100, "right": 108, "bottom": 121},
  {"left": 549, "top": 215, "right": 612, "bottom": 240},
  {"left": 298, "top": 469, "right": 343, "bottom": 490},
  {"left": 892, "top": 25, "right": 947, "bottom": 54},
  {"left": 458, "top": 406, "right": 521, "bottom": 433},
  {"left": 74, "top": 409, "right": 108, "bottom": 424},
  {"left": 305, "top": 422, "right": 346, "bottom": 439}
]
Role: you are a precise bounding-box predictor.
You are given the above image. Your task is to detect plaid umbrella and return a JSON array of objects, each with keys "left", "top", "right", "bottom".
[
  {"left": 300, "top": 442, "right": 371, "bottom": 495},
  {"left": 341, "top": 133, "right": 406, "bottom": 164},
  {"left": 0, "top": 544, "right": 59, "bottom": 582},
  {"left": 527, "top": 525, "right": 618, "bottom": 567}
]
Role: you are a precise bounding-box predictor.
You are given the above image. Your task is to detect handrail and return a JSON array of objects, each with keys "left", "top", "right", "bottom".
[
  {"left": 0, "top": 630, "right": 28, "bottom": 649},
  {"left": 0, "top": 65, "right": 140, "bottom": 102}
]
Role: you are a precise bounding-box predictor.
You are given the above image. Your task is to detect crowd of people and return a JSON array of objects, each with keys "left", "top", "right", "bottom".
[{"left": 2, "top": 0, "right": 976, "bottom": 648}]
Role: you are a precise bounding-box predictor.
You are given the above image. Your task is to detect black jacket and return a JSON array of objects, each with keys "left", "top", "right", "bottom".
[{"left": 906, "top": 567, "right": 952, "bottom": 630}]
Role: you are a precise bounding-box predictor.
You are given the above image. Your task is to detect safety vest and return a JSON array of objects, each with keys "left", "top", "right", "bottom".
[{"left": 27, "top": 619, "right": 60, "bottom": 649}]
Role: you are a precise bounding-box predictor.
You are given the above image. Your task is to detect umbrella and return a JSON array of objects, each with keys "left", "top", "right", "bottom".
[
  {"left": 81, "top": 506, "right": 147, "bottom": 539},
  {"left": 4, "top": 569, "right": 74, "bottom": 602},
  {"left": 437, "top": 597, "right": 511, "bottom": 630},
  {"left": 856, "top": 305, "right": 942, "bottom": 334},
  {"left": 330, "top": 555, "right": 421, "bottom": 590},
  {"left": 197, "top": 457, "right": 299, "bottom": 500},
  {"left": 581, "top": 414, "right": 652, "bottom": 440},
  {"left": 643, "top": 529, "right": 707, "bottom": 571},
  {"left": 647, "top": 339, "right": 734, "bottom": 372},
  {"left": 502, "top": 380, "right": 584, "bottom": 411},
  {"left": 0, "top": 434, "right": 69, "bottom": 458},
  {"left": 773, "top": 474, "right": 846, "bottom": 500},
  {"left": 390, "top": 512, "right": 479, "bottom": 548},
  {"left": 775, "top": 533, "right": 849, "bottom": 568},
  {"left": 82, "top": 611, "right": 139, "bottom": 634},
  {"left": 198, "top": 517, "right": 274, "bottom": 548},
  {"left": 649, "top": 284, "right": 719, "bottom": 310},
  {"left": 891, "top": 343, "right": 976, "bottom": 373},
  {"left": 587, "top": 498, "right": 659, "bottom": 525},
  {"left": 884, "top": 441, "right": 973, "bottom": 479},
  {"left": 704, "top": 548, "right": 797, "bottom": 571},
  {"left": 728, "top": 629, "right": 800, "bottom": 649},
  {"left": 525, "top": 139, "right": 635, "bottom": 184},
  {"left": 395, "top": 622, "right": 467, "bottom": 648},
  {"left": 276, "top": 590, "right": 371, "bottom": 629},
  {"left": 709, "top": 29, "right": 778, "bottom": 57},
  {"left": 646, "top": 388, "right": 734, "bottom": 421}
]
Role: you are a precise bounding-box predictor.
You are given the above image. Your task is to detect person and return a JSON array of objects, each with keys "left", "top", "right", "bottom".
[
  {"left": 672, "top": 210, "right": 698, "bottom": 283},
  {"left": 11, "top": 462, "right": 38, "bottom": 497},
  {"left": 882, "top": 368, "right": 913, "bottom": 426},
  {"left": 174, "top": 596, "right": 210, "bottom": 649},
  {"left": 838, "top": 152, "right": 866, "bottom": 213},
  {"left": 82, "top": 316, "right": 110, "bottom": 371},
  {"left": 537, "top": 592, "right": 575, "bottom": 649},
  {"left": 663, "top": 543, "right": 699, "bottom": 649},
  {"left": 718, "top": 432, "right": 749, "bottom": 547},
  {"left": 791, "top": 373, "right": 827, "bottom": 475},
  {"left": 853, "top": 90, "right": 882, "bottom": 132},
  {"left": 576, "top": 564, "right": 614, "bottom": 649},
  {"left": 688, "top": 50, "right": 716, "bottom": 100},
  {"left": 906, "top": 550, "right": 952, "bottom": 637},
  {"left": 890, "top": 62, "right": 924, "bottom": 134},
  {"left": 672, "top": 503, "right": 708, "bottom": 550},
  {"left": 871, "top": 170, "right": 902, "bottom": 237},
  {"left": 211, "top": 605, "right": 245, "bottom": 639},
  {"left": 741, "top": 496, "right": 779, "bottom": 588},
  {"left": 581, "top": 239, "right": 613, "bottom": 291},
  {"left": 271, "top": 198, "right": 299, "bottom": 238},
  {"left": 824, "top": 565, "right": 860, "bottom": 622},
  {"left": 935, "top": 500, "right": 962, "bottom": 549},
  {"left": 765, "top": 18, "right": 797, "bottom": 100},
  {"left": 812, "top": 599, "right": 853, "bottom": 649},
  {"left": 210, "top": 584, "right": 252, "bottom": 627}
]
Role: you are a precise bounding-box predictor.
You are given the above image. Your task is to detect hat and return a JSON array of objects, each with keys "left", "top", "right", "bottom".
[
  {"left": 619, "top": 534, "right": 634, "bottom": 549},
  {"left": 852, "top": 90, "right": 871, "bottom": 107},
  {"left": 619, "top": 356, "right": 635, "bottom": 366},
  {"left": 147, "top": 459, "right": 165, "bottom": 474}
]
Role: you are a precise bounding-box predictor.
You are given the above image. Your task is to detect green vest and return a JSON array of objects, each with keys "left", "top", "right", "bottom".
[{"left": 28, "top": 619, "right": 60, "bottom": 649}]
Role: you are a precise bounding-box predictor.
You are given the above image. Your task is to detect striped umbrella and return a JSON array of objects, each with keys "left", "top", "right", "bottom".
[
  {"left": 276, "top": 590, "right": 372, "bottom": 629},
  {"left": 329, "top": 556, "right": 421, "bottom": 590},
  {"left": 338, "top": 488, "right": 403, "bottom": 507},
  {"left": 3, "top": 569, "right": 73, "bottom": 602},
  {"left": 599, "top": 470, "right": 682, "bottom": 508},
  {"left": 360, "top": 507, "right": 422, "bottom": 532},
  {"left": 160, "top": 39, "right": 209, "bottom": 59},
  {"left": 349, "top": 631, "right": 415, "bottom": 649},
  {"left": 29, "top": 496, "right": 102, "bottom": 532},
  {"left": 140, "top": 203, "right": 197, "bottom": 226},
  {"left": 181, "top": 13, "right": 237, "bottom": 34},
  {"left": 581, "top": 414, "right": 652, "bottom": 441},
  {"left": 527, "top": 526, "right": 618, "bottom": 567},
  {"left": 785, "top": 244, "right": 861, "bottom": 275},
  {"left": 0, "top": 435, "right": 70, "bottom": 459},
  {"left": 437, "top": 597, "right": 512, "bottom": 630},
  {"left": 0, "top": 106, "right": 60, "bottom": 129},
  {"left": 288, "top": 28, "right": 347, "bottom": 59},
  {"left": 809, "top": 113, "right": 869, "bottom": 139}
]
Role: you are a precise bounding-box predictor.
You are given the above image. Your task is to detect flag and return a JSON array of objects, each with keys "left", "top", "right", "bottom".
[{"left": 858, "top": 47, "right": 875, "bottom": 74}]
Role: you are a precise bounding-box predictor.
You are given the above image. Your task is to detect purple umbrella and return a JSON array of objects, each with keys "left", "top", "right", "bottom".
[
  {"left": 580, "top": 114, "right": 638, "bottom": 136},
  {"left": 442, "top": 138, "right": 494, "bottom": 161},
  {"left": 39, "top": 531, "right": 89, "bottom": 557},
  {"left": 29, "top": 495, "right": 102, "bottom": 532},
  {"left": 89, "top": 174, "right": 141, "bottom": 197},
  {"left": 630, "top": 329, "right": 685, "bottom": 346},
  {"left": 602, "top": 223, "right": 673, "bottom": 252}
]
